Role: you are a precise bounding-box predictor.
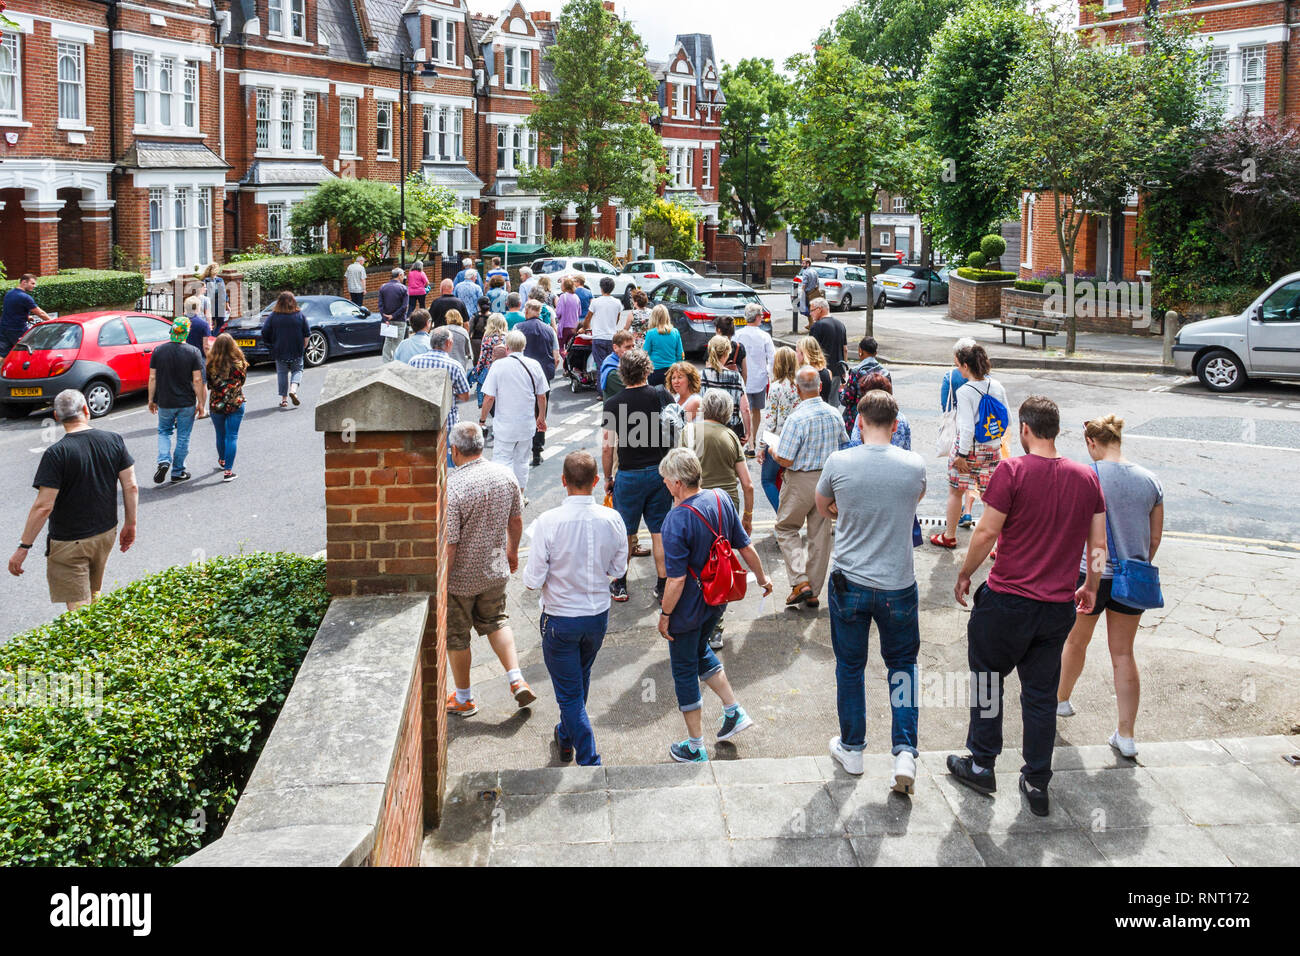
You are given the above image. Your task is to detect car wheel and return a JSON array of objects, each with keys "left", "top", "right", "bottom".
[
  {"left": 1196, "top": 349, "right": 1247, "bottom": 393},
  {"left": 918, "top": 292, "right": 930, "bottom": 307},
  {"left": 875, "top": 292, "right": 886, "bottom": 309},
  {"left": 304, "top": 330, "right": 330, "bottom": 368},
  {"left": 82, "top": 380, "right": 116, "bottom": 418},
  {"left": 840, "top": 293, "right": 853, "bottom": 312},
  {"left": 1, "top": 402, "right": 28, "bottom": 420}
]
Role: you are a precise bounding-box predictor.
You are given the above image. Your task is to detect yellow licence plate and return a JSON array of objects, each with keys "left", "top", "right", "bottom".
[
  {"left": 734, "top": 317, "right": 747, "bottom": 326},
  {"left": 10, "top": 386, "right": 41, "bottom": 397},
  {"left": 882, "top": 280, "right": 899, "bottom": 287},
  {"left": 236, "top": 338, "right": 256, "bottom": 348}
]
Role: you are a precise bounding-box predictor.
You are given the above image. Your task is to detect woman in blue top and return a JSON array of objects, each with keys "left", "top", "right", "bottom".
[
  {"left": 642, "top": 305, "right": 684, "bottom": 386},
  {"left": 941, "top": 337, "right": 977, "bottom": 527}
]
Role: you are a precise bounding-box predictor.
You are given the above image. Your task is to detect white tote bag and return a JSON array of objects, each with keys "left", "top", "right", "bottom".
[{"left": 935, "top": 375, "right": 959, "bottom": 458}]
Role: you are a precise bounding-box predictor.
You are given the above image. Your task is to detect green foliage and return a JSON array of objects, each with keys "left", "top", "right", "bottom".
[
  {"left": 521, "top": 0, "right": 663, "bottom": 254},
  {"left": 1014, "top": 279, "right": 1048, "bottom": 293},
  {"left": 236, "top": 253, "right": 348, "bottom": 296},
  {"left": 544, "top": 237, "right": 619, "bottom": 262},
  {"left": 966, "top": 251, "right": 987, "bottom": 269},
  {"left": 956, "top": 267, "right": 1016, "bottom": 281},
  {"left": 980, "top": 234, "right": 1007, "bottom": 259},
  {"left": 0, "top": 270, "right": 147, "bottom": 314},
  {"left": 632, "top": 198, "right": 702, "bottom": 262},
  {"left": 719, "top": 58, "right": 791, "bottom": 236},
  {"left": 1153, "top": 279, "right": 1263, "bottom": 317},
  {"left": 0, "top": 553, "right": 329, "bottom": 866}
]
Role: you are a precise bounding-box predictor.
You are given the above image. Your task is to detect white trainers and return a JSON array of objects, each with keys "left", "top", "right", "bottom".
[
  {"left": 891, "top": 751, "right": 917, "bottom": 795},
  {"left": 1109, "top": 731, "right": 1138, "bottom": 758},
  {"left": 1057, "top": 700, "right": 1075, "bottom": 717},
  {"left": 829, "top": 736, "right": 864, "bottom": 776}
]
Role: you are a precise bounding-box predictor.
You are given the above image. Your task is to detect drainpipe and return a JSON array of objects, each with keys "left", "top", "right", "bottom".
[{"left": 106, "top": 0, "right": 120, "bottom": 255}]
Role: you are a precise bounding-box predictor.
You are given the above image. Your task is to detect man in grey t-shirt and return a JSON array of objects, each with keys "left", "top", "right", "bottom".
[{"left": 815, "top": 389, "right": 926, "bottom": 791}]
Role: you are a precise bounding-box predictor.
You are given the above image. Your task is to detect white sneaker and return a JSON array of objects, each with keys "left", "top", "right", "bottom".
[
  {"left": 1057, "top": 700, "right": 1075, "bottom": 717},
  {"left": 1109, "top": 730, "right": 1138, "bottom": 758},
  {"left": 829, "top": 736, "right": 864, "bottom": 776},
  {"left": 891, "top": 751, "right": 917, "bottom": 795}
]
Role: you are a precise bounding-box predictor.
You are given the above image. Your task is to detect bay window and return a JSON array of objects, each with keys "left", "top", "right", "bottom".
[
  {"left": 339, "top": 95, "right": 357, "bottom": 155},
  {"left": 149, "top": 189, "right": 164, "bottom": 273},
  {"left": 173, "top": 188, "right": 188, "bottom": 268},
  {"left": 279, "top": 91, "right": 294, "bottom": 150},
  {"left": 146, "top": 186, "right": 214, "bottom": 277},
  {"left": 256, "top": 89, "right": 271, "bottom": 150},
  {"left": 302, "top": 93, "right": 316, "bottom": 153},
  {"left": 134, "top": 52, "right": 201, "bottom": 134}
]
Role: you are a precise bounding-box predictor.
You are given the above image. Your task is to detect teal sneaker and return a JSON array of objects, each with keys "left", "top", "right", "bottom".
[
  {"left": 717, "top": 707, "right": 754, "bottom": 741},
  {"left": 669, "top": 740, "right": 709, "bottom": 763},
  {"left": 958, "top": 512, "right": 974, "bottom": 529}
]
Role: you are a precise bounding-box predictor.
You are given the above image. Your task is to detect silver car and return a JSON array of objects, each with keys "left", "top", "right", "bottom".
[
  {"left": 874, "top": 266, "right": 950, "bottom": 306},
  {"left": 790, "top": 262, "right": 873, "bottom": 312},
  {"left": 616, "top": 259, "right": 699, "bottom": 298}
]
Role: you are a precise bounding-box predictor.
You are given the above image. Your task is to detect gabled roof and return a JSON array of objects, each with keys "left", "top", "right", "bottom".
[
  {"left": 318, "top": 0, "right": 368, "bottom": 61},
  {"left": 674, "top": 33, "right": 723, "bottom": 105}
]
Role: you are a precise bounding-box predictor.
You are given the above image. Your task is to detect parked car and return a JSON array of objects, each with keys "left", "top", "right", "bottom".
[
  {"left": 1, "top": 311, "right": 176, "bottom": 418},
  {"left": 647, "top": 277, "right": 772, "bottom": 354},
  {"left": 789, "top": 262, "right": 873, "bottom": 312},
  {"left": 1173, "top": 271, "right": 1300, "bottom": 392},
  {"left": 874, "top": 266, "right": 951, "bottom": 307},
  {"left": 221, "top": 295, "right": 377, "bottom": 368},
  {"left": 530, "top": 256, "right": 620, "bottom": 288},
  {"left": 616, "top": 259, "right": 699, "bottom": 300}
]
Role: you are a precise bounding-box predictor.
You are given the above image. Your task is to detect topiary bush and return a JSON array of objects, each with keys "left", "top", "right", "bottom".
[
  {"left": 965, "top": 251, "right": 987, "bottom": 269},
  {"left": 956, "top": 267, "right": 1017, "bottom": 282},
  {"left": 0, "top": 553, "right": 329, "bottom": 866},
  {"left": 980, "top": 234, "right": 1007, "bottom": 260},
  {"left": 0, "top": 270, "right": 147, "bottom": 315}
]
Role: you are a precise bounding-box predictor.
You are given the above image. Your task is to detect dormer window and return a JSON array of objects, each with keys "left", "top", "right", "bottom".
[
  {"left": 431, "top": 16, "right": 456, "bottom": 65},
  {"left": 268, "top": 0, "right": 307, "bottom": 41},
  {"left": 504, "top": 45, "right": 532, "bottom": 89},
  {"left": 672, "top": 82, "right": 689, "bottom": 119}
]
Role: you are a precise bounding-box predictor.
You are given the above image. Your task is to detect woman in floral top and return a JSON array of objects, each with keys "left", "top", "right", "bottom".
[
  {"left": 206, "top": 333, "right": 248, "bottom": 483},
  {"left": 756, "top": 346, "right": 800, "bottom": 511},
  {"left": 623, "top": 288, "right": 651, "bottom": 348},
  {"left": 474, "top": 313, "right": 509, "bottom": 427}
]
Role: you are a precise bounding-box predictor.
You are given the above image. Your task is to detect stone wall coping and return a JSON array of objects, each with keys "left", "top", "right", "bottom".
[
  {"left": 180, "top": 594, "right": 429, "bottom": 867},
  {"left": 949, "top": 274, "right": 1017, "bottom": 287},
  {"left": 315, "top": 363, "right": 452, "bottom": 434}
]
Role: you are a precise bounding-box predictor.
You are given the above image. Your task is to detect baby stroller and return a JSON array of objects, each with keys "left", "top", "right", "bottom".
[{"left": 564, "top": 328, "right": 598, "bottom": 392}]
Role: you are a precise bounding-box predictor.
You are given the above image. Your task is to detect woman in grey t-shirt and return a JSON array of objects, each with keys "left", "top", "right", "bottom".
[{"left": 1057, "top": 414, "right": 1164, "bottom": 759}]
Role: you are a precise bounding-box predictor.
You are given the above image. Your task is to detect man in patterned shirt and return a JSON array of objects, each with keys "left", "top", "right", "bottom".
[
  {"left": 773, "top": 366, "right": 848, "bottom": 609},
  {"left": 408, "top": 328, "right": 471, "bottom": 467},
  {"left": 443, "top": 422, "right": 535, "bottom": 718}
]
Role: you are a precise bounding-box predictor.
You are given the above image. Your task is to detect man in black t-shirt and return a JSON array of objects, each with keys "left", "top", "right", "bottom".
[
  {"left": 429, "top": 278, "right": 464, "bottom": 328},
  {"left": 601, "top": 348, "right": 674, "bottom": 603},
  {"left": 9, "top": 389, "right": 138, "bottom": 610},
  {"left": 808, "top": 297, "right": 848, "bottom": 407},
  {"left": 148, "top": 316, "right": 207, "bottom": 485}
]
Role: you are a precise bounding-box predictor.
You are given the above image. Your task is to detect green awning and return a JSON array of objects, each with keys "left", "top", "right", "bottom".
[{"left": 481, "top": 242, "right": 548, "bottom": 257}]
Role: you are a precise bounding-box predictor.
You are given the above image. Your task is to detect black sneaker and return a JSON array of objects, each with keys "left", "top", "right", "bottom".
[
  {"left": 708, "top": 624, "right": 724, "bottom": 650},
  {"left": 170, "top": 470, "right": 192, "bottom": 483},
  {"left": 531, "top": 452, "right": 543, "bottom": 467},
  {"left": 555, "top": 726, "right": 573, "bottom": 764},
  {"left": 1019, "top": 773, "right": 1050, "bottom": 816},
  {"left": 153, "top": 463, "right": 169, "bottom": 484},
  {"left": 610, "top": 580, "right": 629, "bottom": 602},
  {"left": 653, "top": 581, "right": 665, "bottom": 604},
  {"left": 947, "top": 754, "right": 996, "bottom": 795},
  {"left": 744, "top": 448, "right": 756, "bottom": 459}
]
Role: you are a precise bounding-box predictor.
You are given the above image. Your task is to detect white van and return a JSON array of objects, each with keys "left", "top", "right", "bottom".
[{"left": 1172, "top": 271, "right": 1300, "bottom": 391}]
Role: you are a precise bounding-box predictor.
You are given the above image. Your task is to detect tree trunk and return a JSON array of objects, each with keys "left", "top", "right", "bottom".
[{"left": 864, "top": 209, "right": 874, "bottom": 338}]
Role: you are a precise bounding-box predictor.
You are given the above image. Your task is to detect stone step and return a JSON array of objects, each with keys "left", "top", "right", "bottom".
[{"left": 422, "top": 736, "right": 1300, "bottom": 867}]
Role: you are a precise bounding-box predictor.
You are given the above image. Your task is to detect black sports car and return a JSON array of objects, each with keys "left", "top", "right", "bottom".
[{"left": 219, "top": 295, "right": 380, "bottom": 367}]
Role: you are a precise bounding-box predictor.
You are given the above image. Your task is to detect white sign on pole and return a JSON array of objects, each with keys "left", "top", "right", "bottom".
[{"left": 496, "top": 221, "right": 517, "bottom": 274}]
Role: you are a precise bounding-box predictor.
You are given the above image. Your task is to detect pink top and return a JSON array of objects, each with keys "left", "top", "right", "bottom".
[{"left": 407, "top": 269, "right": 429, "bottom": 296}]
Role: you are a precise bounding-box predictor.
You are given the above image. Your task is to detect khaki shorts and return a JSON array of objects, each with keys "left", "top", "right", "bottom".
[
  {"left": 446, "top": 580, "right": 509, "bottom": 651},
  {"left": 47, "top": 527, "right": 117, "bottom": 604}
]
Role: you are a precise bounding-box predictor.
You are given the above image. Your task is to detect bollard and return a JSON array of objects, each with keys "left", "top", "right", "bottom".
[{"left": 1162, "top": 310, "right": 1181, "bottom": 367}]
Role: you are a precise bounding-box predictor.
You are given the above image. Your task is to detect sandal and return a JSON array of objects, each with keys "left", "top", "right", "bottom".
[
  {"left": 930, "top": 532, "right": 958, "bottom": 549},
  {"left": 279, "top": 399, "right": 289, "bottom": 408},
  {"left": 629, "top": 543, "right": 652, "bottom": 558}
]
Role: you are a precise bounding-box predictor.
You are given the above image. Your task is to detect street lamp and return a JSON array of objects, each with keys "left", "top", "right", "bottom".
[{"left": 398, "top": 55, "right": 439, "bottom": 269}]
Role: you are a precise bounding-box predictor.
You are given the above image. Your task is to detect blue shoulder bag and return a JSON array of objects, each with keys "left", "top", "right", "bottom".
[{"left": 1094, "top": 464, "right": 1163, "bottom": 610}]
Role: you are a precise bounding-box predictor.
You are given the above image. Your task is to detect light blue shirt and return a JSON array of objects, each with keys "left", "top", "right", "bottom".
[{"left": 393, "top": 331, "right": 432, "bottom": 364}]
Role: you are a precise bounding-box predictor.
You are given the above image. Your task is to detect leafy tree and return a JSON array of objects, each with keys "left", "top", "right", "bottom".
[
  {"left": 719, "top": 58, "right": 790, "bottom": 239},
  {"left": 521, "top": 0, "right": 663, "bottom": 255},
  {"left": 826, "top": 0, "right": 970, "bottom": 86},
  {"left": 777, "top": 40, "right": 918, "bottom": 334},
  {"left": 917, "top": 1, "right": 1030, "bottom": 259},
  {"left": 632, "top": 198, "right": 702, "bottom": 261}
]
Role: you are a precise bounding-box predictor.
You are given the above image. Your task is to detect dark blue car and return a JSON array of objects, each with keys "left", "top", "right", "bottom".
[{"left": 219, "top": 295, "right": 379, "bottom": 367}]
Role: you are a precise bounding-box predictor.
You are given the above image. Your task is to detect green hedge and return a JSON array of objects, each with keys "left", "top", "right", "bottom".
[
  {"left": 234, "top": 253, "right": 348, "bottom": 295},
  {"left": 0, "top": 553, "right": 329, "bottom": 866},
  {"left": 1014, "top": 279, "right": 1048, "bottom": 293},
  {"left": 955, "top": 268, "right": 1017, "bottom": 282},
  {"left": 541, "top": 237, "right": 619, "bottom": 262},
  {"left": 0, "top": 270, "right": 147, "bottom": 314}
]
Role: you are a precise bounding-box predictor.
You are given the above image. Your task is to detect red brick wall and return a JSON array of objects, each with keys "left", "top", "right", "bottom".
[
  {"left": 368, "top": 663, "right": 423, "bottom": 867},
  {"left": 949, "top": 275, "right": 1013, "bottom": 321}
]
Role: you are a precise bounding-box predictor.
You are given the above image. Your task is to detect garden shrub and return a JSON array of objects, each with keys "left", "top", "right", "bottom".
[
  {"left": 234, "top": 253, "right": 348, "bottom": 296},
  {"left": 0, "top": 270, "right": 147, "bottom": 315},
  {"left": 955, "top": 267, "right": 1016, "bottom": 281},
  {"left": 0, "top": 553, "right": 329, "bottom": 866},
  {"left": 980, "top": 234, "right": 1007, "bottom": 260},
  {"left": 965, "top": 251, "right": 987, "bottom": 269},
  {"left": 543, "top": 237, "right": 619, "bottom": 262},
  {"left": 1014, "top": 279, "right": 1048, "bottom": 293}
]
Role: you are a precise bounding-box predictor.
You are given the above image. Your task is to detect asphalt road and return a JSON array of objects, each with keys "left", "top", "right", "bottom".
[{"left": 2, "top": 307, "right": 1298, "bottom": 641}]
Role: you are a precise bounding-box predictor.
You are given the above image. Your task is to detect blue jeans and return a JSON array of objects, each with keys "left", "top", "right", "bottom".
[
  {"left": 211, "top": 405, "right": 245, "bottom": 472},
  {"left": 275, "top": 357, "right": 304, "bottom": 398},
  {"left": 541, "top": 611, "right": 608, "bottom": 766},
  {"left": 760, "top": 454, "right": 782, "bottom": 512},
  {"left": 827, "top": 574, "right": 920, "bottom": 756},
  {"left": 156, "top": 405, "right": 196, "bottom": 474},
  {"left": 666, "top": 606, "right": 725, "bottom": 712}
]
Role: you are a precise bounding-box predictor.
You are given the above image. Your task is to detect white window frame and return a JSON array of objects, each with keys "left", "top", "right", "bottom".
[
  {"left": 173, "top": 187, "right": 188, "bottom": 270},
  {"left": 880, "top": 232, "right": 892, "bottom": 248},
  {"left": 376, "top": 100, "right": 393, "bottom": 158},
  {"left": 702, "top": 150, "right": 711, "bottom": 188},
  {"left": 504, "top": 46, "right": 516, "bottom": 87},
  {"left": 497, "top": 125, "right": 507, "bottom": 171},
  {"left": 183, "top": 62, "right": 198, "bottom": 130},
  {"left": 57, "top": 42, "right": 86, "bottom": 127},
  {"left": 1103, "top": 0, "right": 1124, "bottom": 10},
  {"left": 133, "top": 51, "right": 200, "bottom": 136},
  {"left": 892, "top": 196, "right": 907, "bottom": 213},
  {"left": 279, "top": 89, "right": 295, "bottom": 151},
  {"left": 672, "top": 82, "right": 690, "bottom": 119},
  {"left": 301, "top": 93, "right": 316, "bottom": 153},
  {"left": 149, "top": 188, "right": 165, "bottom": 273},
  {"left": 0, "top": 33, "right": 21, "bottom": 123},
  {"left": 519, "top": 48, "right": 532, "bottom": 88},
  {"left": 256, "top": 88, "right": 271, "bottom": 150},
  {"left": 290, "top": 0, "right": 306, "bottom": 40},
  {"left": 268, "top": 0, "right": 283, "bottom": 36},
  {"left": 267, "top": 201, "right": 287, "bottom": 252},
  {"left": 339, "top": 95, "right": 357, "bottom": 156},
  {"left": 431, "top": 16, "right": 456, "bottom": 66},
  {"left": 133, "top": 53, "right": 150, "bottom": 128},
  {"left": 145, "top": 186, "right": 212, "bottom": 279},
  {"left": 1240, "top": 45, "right": 1265, "bottom": 116},
  {"left": 158, "top": 57, "right": 174, "bottom": 128},
  {"left": 196, "top": 190, "right": 210, "bottom": 266}
]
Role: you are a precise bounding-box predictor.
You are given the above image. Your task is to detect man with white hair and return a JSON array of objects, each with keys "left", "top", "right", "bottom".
[
  {"left": 517, "top": 266, "right": 537, "bottom": 303},
  {"left": 408, "top": 328, "right": 471, "bottom": 470},
  {"left": 454, "top": 269, "right": 483, "bottom": 319},
  {"left": 773, "top": 365, "right": 848, "bottom": 609},
  {"left": 733, "top": 302, "right": 775, "bottom": 458},
  {"left": 480, "top": 329, "right": 548, "bottom": 495},
  {"left": 444, "top": 421, "right": 534, "bottom": 717},
  {"left": 9, "top": 389, "right": 138, "bottom": 610},
  {"left": 454, "top": 256, "right": 477, "bottom": 286}
]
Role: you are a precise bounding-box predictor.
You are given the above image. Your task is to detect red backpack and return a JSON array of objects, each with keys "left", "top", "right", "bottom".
[{"left": 683, "top": 491, "right": 748, "bottom": 606}]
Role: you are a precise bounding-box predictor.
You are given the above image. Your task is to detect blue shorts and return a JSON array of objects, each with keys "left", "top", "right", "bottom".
[
  {"left": 613, "top": 465, "right": 672, "bottom": 536},
  {"left": 667, "top": 606, "right": 726, "bottom": 712}
]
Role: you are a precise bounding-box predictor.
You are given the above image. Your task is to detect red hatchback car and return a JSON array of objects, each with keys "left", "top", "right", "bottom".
[{"left": 0, "top": 311, "right": 175, "bottom": 419}]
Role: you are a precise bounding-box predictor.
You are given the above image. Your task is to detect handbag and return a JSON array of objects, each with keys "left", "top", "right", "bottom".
[
  {"left": 1093, "top": 464, "right": 1163, "bottom": 610},
  {"left": 935, "top": 375, "right": 958, "bottom": 458}
]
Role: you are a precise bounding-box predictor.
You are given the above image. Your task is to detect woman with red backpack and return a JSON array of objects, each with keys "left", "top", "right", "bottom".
[{"left": 656, "top": 447, "right": 774, "bottom": 763}]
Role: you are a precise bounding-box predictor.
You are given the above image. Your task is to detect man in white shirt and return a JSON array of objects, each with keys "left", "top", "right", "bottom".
[
  {"left": 518, "top": 266, "right": 537, "bottom": 303},
  {"left": 587, "top": 276, "right": 623, "bottom": 374},
  {"left": 734, "top": 302, "right": 776, "bottom": 457},
  {"left": 345, "top": 255, "right": 367, "bottom": 306},
  {"left": 480, "top": 329, "right": 549, "bottom": 497},
  {"left": 523, "top": 450, "right": 629, "bottom": 765}
]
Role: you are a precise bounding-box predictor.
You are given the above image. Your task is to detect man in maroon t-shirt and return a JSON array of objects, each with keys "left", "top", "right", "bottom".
[{"left": 947, "top": 395, "right": 1107, "bottom": 817}]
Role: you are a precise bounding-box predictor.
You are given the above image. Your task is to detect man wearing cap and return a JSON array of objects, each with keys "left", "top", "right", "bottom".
[{"left": 147, "top": 315, "right": 207, "bottom": 485}]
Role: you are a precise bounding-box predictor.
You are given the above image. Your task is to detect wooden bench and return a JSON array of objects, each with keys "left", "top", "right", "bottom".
[{"left": 987, "top": 308, "right": 1066, "bottom": 349}]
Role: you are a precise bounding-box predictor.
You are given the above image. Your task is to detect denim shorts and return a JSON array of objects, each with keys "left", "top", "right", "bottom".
[
  {"left": 613, "top": 465, "right": 672, "bottom": 536},
  {"left": 667, "top": 606, "right": 725, "bottom": 712}
]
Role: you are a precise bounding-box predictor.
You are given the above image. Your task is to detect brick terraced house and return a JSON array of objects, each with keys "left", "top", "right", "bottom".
[
  {"left": 1017, "top": 0, "right": 1300, "bottom": 283},
  {"left": 0, "top": 0, "right": 727, "bottom": 283}
]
